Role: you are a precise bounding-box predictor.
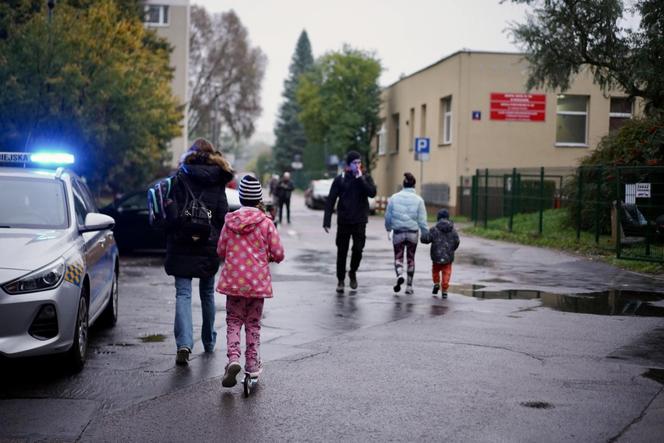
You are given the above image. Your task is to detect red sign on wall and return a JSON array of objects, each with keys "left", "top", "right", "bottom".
[{"left": 490, "top": 93, "right": 546, "bottom": 122}]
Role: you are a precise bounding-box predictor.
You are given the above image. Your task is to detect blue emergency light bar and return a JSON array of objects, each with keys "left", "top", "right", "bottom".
[
  {"left": 0, "top": 151, "right": 75, "bottom": 166},
  {"left": 30, "top": 152, "right": 75, "bottom": 165}
]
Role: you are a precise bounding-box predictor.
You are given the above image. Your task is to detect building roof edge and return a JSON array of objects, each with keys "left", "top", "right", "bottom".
[{"left": 384, "top": 50, "right": 525, "bottom": 89}]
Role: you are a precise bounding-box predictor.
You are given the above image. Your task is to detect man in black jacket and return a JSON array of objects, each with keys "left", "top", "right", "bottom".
[
  {"left": 323, "top": 151, "right": 377, "bottom": 293},
  {"left": 163, "top": 139, "right": 234, "bottom": 365}
]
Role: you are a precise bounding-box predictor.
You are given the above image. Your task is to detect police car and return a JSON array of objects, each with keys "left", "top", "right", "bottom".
[{"left": 0, "top": 152, "right": 119, "bottom": 371}]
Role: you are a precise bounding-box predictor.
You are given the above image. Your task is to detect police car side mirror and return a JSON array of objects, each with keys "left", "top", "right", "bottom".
[{"left": 80, "top": 213, "right": 115, "bottom": 233}]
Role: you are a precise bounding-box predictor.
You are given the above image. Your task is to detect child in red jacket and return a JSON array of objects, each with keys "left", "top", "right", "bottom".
[{"left": 216, "top": 175, "right": 284, "bottom": 387}]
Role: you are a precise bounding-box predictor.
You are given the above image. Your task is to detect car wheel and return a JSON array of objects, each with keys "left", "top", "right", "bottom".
[
  {"left": 66, "top": 294, "right": 89, "bottom": 372},
  {"left": 100, "top": 267, "right": 119, "bottom": 327}
]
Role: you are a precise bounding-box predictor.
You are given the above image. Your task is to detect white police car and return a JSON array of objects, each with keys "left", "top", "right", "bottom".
[{"left": 0, "top": 152, "right": 119, "bottom": 371}]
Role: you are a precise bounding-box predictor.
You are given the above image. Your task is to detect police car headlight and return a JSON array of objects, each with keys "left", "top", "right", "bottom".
[{"left": 2, "top": 258, "right": 65, "bottom": 294}]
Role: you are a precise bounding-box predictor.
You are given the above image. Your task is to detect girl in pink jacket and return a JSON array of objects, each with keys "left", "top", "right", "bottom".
[{"left": 217, "top": 175, "right": 284, "bottom": 387}]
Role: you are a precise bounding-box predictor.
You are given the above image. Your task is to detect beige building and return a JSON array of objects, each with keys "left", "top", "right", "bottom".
[
  {"left": 373, "top": 50, "right": 637, "bottom": 213},
  {"left": 144, "top": 0, "right": 190, "bottom": 165}
]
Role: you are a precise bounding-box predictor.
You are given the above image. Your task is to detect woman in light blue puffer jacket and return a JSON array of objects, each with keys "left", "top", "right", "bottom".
[{"left": 384, "top": 172, "right": 429, "bottom": 294}]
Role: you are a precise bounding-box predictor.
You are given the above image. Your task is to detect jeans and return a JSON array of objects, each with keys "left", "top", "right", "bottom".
[
  {"left": 393, "top": 231, "right": 418, "bottom": 285},
  {"left": 174, "top": 276, "right": 217, "bottom": 352},
  {"left": 335, "top": 223, "right": 367, "bottom": 281}
]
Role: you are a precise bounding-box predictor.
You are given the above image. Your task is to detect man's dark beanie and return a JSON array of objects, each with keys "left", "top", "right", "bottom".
[
  {"left": 437, "top": 209, "right": 449, "bottom": 220},
  {"left": 345, "top": 150, "right": 361, "bottom": 165}
]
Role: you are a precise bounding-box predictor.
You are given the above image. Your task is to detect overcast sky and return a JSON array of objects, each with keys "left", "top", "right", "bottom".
[{"left": 193, "top": 0, "right": 531, "bottom": 142}]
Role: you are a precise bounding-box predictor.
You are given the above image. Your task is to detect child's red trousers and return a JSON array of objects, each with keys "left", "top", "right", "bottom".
[{"left": 432, "top": 263, "right": 452, "bottom": 290}]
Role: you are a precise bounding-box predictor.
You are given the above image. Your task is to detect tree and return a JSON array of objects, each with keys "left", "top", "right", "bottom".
[
  {"left": 188, "top": 7, "right": 266, "bottom": 153},
  {"left": 505, "top": 0, "right": 664, "bottom": 114},
  {"left": 272, "top": 30, "right": 314, "bottom": 173},
  {"left": 0, "top": 0, "right": 181, "bottom": 193},
  {"left": 296, "top": 45, "right": 382, "bottom": 173}
]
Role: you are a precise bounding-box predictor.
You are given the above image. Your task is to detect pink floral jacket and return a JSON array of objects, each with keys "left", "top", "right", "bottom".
[{"left": 216, "top": 207, "right": 284, "bottom": 298}]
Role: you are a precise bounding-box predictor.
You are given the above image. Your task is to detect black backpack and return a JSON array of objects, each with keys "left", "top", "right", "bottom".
[{"left": 178, "top": 174, "right": 213, "bottom": 242}]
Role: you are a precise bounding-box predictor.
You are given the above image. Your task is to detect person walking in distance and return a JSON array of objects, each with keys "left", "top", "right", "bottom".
[
  {"left": 323, "top": 151, "right": 377, "bottom": 293},
  {"left": 217, "top": 175, "right": 285, "bottom": 386},
  {"left": 276, "top": 171, "right": 295, "bottom": 224},
  {"left": 163, "top": 139, "right": 234, "bottom": 365},
  {"left": 421, "top": 209, "right": 460, "bottom": 298},
  {"left": 384, "top": 172, "right": 428, "bottom": 295}
]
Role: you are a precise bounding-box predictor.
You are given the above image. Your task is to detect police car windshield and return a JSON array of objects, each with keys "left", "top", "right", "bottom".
[{"left": 0, "top": 177, "right": 69, "bottom": 229}]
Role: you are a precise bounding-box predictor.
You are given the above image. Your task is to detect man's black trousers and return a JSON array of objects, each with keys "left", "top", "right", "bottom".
[{"left": 335, "top": 223, "right": 366, "bottom": 282}]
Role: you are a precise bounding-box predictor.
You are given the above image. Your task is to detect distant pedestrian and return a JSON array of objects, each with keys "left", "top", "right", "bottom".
[
  {"left": 216, "top": 175, "right": 285, "bottom": 387},
  {"left": 384, "top": 172, "right": 428, "bottom": 295},
  {"left": 163, "top": 138, "right": 234, "bottom": 365},
  {"left": 323, "top": 150, "right": 377, "bottom": 293},
  {"left": 421, "top": 209, "right": 460, "bottom": 298},
  {"left": 276, "top": 172, "right": 295, "bottom": 224},
  {"left": 268, "top": 174, "right": 279, "bottom": 198}
]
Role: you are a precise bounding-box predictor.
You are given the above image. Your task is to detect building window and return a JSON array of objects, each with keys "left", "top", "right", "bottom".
[
  {"left": 439, "top": 97, "right": 452, "bottom": 145},
  {"left": 609, "top": 97, "right": 632, "bottom": 133},
  {"left": 377, "top": 124, "right": 386, "bottom": 156},
  {"left": 420, "top": 104, "right": 427, "bottom": 137},
  {"left": 390, "top": 113, "right": 400, "bottom": 153},
  {"left": 556, "top": 95, "right": 588, "bottom": 146},
  {"left": 144, "top": 5, "right": 169, "bottom": 26}
]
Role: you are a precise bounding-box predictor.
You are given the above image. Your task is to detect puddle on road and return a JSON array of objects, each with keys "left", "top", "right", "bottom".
[{"left": 454, "top": 285, "right": 664, "bottom": 317}]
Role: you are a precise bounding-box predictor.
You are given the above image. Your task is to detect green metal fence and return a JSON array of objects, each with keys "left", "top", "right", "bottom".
[{"left": 462, "top": 166, "right": 664, "bottom": 263}]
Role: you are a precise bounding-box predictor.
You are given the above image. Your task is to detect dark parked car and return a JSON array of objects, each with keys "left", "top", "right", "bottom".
[{"left": 101, "top": 186, "right": 275, "bottom": 253}]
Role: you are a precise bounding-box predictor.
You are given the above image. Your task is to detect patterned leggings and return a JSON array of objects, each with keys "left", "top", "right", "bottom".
[
  {"left": 393, "top": 231, "right": 418, "bottom": 285},
  {"left": 226, "top": 296, "right": 265, "bottom": 369}
]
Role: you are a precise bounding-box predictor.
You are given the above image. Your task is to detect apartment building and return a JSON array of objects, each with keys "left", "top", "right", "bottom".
[
  {"left": 373, "top": 50, "right": 637, "bottom": 214},
  {"left": 144, "top": 0, "right": 190, "bottom": 165}
]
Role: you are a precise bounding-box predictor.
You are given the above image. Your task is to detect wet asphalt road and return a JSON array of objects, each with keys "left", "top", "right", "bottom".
[{"left": 1, "top": 194, "right": 663, "bottom": 442}]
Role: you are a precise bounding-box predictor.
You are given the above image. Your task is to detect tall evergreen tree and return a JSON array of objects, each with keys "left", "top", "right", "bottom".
[{"left": 272, "top": 30, "right": 313, "bottom": 173}]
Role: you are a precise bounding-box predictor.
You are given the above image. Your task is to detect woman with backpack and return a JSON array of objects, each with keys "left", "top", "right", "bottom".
[{"left": 163, "top": 138, "right": 234, "bottom": 365}]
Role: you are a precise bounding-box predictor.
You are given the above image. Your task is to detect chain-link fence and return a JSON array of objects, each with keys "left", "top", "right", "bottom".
[{"left": 459, "top": 166, "right": 664, "bottom": 263}]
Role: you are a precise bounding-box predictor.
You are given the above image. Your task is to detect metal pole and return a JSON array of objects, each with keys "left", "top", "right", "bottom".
[
  {"left": 472, "top": 170, "right": 479, "bottom": 225},
  {"left": 509, "top": 168, "right": 516, "bottom": 232},
  {"left": 539, "top": 166, "right": 545, "bottom": 235},
  {"left": 594, "top": 166, "right": 602, "bottom": 244},
  {"left": 420, "top": 157, "right": 423, "bottom": 195},
  {"left": 484, "top": 168, "right": 489, "bottom": 229},
  {"left": 576, "top": 167, "right": 584, "bottom": 241},
  {"left": 615, "top": 167, "right": 621, "bottom": 258}
]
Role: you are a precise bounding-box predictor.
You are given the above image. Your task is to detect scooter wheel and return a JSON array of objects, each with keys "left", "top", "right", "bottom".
[{"left": 243, "top": 375, "right": 251, "bottom": 397}]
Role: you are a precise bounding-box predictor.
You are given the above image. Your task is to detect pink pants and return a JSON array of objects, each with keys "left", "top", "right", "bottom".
[{"left": 226, "top": 296, "right": 264, "bottom": 368}]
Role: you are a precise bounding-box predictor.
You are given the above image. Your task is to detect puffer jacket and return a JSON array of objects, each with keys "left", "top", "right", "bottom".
[
  {"left": 421, "top": 219, "right": 460, "bottom": 264},
  {"left": 164, "top": 163, "right": 234, "bottom": 278},
  {"left": 216, "top": 207, "right": 285, "bottom": 298},
  {"left": 384, "top": 188, "right": 428, "bottom": 233}
]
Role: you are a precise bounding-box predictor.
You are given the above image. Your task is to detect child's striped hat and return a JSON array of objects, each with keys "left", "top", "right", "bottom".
[{"left": 239, "top": 175, "right": 263, "bottom": 202}]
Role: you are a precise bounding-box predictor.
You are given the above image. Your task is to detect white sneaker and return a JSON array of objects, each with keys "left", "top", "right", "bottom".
[
  {"left": 405, "top": 286, "right": 414, "bottom": 295},
  {"left": 222, "top": 361, "right": 242, "bottom": 387}
]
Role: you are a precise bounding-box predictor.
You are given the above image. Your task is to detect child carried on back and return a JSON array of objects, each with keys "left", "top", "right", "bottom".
[{"left": 421, "top": 209, "right": 460, "bottom": 298}]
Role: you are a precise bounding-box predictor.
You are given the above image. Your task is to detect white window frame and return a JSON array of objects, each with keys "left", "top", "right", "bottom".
[
  {"left": 440, "top": 97, "right": 452, "bottom": 145},
  {"left": 609, "top": 97, "right": 632, "bottom": 132},
  {"left": 144, "top": 5, "right": 169, "bottom": 27},
  {"left": 377, "top": 124, "right": 386, "bottom": 156},
  {"left": 555, "top": 95, "right": 588, "bottom": 147}
]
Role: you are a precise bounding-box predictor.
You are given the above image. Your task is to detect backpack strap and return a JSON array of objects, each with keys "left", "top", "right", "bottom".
[{"left": 179, "top": 173, "right": 206, "bottom": 202}]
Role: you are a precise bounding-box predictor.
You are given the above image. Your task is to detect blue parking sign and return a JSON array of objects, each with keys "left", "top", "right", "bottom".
[
  {"left": 415, "top": 137, "right": 430, "bottom": 161},
  {"left": 415, "top": 137, "right": 430, "bottom": 154}
]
